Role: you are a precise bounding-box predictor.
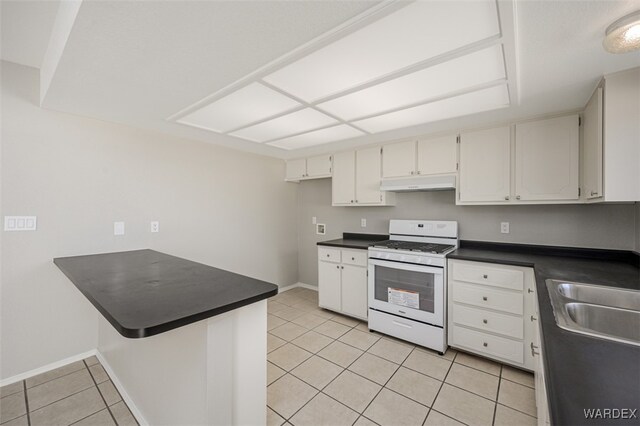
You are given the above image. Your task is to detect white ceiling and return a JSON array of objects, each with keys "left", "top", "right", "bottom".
[
  {"left": 2, "top": 0, "right": 639, "bottom": 159},
  {"left": 0, "top": 0, "right": 60, "bottom": 69}
]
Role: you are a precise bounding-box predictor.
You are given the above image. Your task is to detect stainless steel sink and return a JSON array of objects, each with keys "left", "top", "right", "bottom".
[
  {"left": 546, "top": 280, "right": 640, "bottom": 346},
  {"left": 556, "top": 282, "right": 640, "bottom": 311}
]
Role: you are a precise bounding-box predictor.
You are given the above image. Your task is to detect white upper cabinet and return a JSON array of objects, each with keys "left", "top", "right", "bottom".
[
  {"left": 285, "top": 154, "right": 332, "bottom": 181},
  {"left": 332, "top": 151, "right": 356, "bottom": 204},
  {"left": 514, "top": 115, "right": 579, "bottom": 202},
  {"left": 417, "top": 135, "right": 458, "bottom": 175},
  {"left": 332, "top": 147, "right": 395, "bottom": 206},
  {"left": 382, "top": 141, "right": 416, "bottom": 178},
  {"left": 602, "top": 67, "right": 640, "bottom": 202},
  {"left": 306, "top": 154, "right": 332, "bottom": 178},
  {"left": 356, "top": 146, "right": 384, "bottom": 204},
  {"left": 458, "top": 127, "right": 511, "bottom": 203},
  {"left": 285, "top": 158, "right": 306, "bottom": 181},
  {"left": 583, "top": 88, "right": 603, "bottom": 200}
]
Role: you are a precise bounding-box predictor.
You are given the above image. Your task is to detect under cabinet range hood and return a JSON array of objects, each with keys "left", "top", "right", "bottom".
[{"left": 380, "top": 174, "right": 456, "bottom": 192}]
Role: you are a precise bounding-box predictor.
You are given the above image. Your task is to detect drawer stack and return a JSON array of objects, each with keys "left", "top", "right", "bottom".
[{"left": 447, "top": 259, "right": 535, "bottom": 370}]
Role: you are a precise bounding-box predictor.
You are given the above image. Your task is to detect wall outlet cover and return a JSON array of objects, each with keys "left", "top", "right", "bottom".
[
  {"left": 151, "top": 221, "right": 159, "bottom": 233},
  {"left": 114, "top": 221, "right": 125, "bottom": 236},
  {"left": 361, "top": 218, "right": 367, "bottom": 228},
  {"left": 500, "top": 222, "right": 510, "bottom": 234},
  {"left": 316, "top": 223, "right": 326, "bottom": 235}
]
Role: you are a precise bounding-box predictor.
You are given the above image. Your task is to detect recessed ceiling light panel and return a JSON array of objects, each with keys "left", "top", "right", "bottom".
[
  {"left": 317, "top": 45, "right": 506, "bottom": 121},
  {"left": 229, "top": 108, "right": 338, "bottom": 142},
  {"left": 178, "top": 82, "right": 300, "bottom": 133},
  {"left": 267, "top": 125, "right": 365, "bottom": 150},
  {"left": 263, "top": 0, "right": 500, "bottom": 102},
  {"left": 353, "top": 84, "right": 510, "bottom": 133}
]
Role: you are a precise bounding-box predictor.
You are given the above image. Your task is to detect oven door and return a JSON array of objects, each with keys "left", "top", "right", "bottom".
[{"left": 368, "top": 259, "right": 444, "bottom": 326}]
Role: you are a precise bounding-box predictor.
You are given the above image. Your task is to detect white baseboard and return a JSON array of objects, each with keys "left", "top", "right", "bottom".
[
  {"left": 278, "top": 282, "right": 317, "bottom": 293},
  {"left": 95, "top": 351, "right": 148, "bottom": 426},
  {"left": 0, "top": 349, "right": 97, "bottom": 387}
]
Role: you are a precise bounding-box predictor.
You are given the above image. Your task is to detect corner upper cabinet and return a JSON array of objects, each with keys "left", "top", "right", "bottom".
[
  {"left": 332, "top": 147, "right": 395, "bottom": 206},
  {"left": 514, "top": 115, "right": 579, "bottom": 202},
  {"left": 582, "top": 87, "right": 603, "bottom": 200},
  {"left": 458, "top": 127, "right": 511, "bottom": 203},
  {"left": 285, "top": 155, "right": 332, "bottom": 181}
]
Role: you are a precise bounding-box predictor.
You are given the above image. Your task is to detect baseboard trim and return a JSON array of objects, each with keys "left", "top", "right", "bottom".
[
  {"left": 96, "top": 351, "right": 148, "bottom": 426},
  {"left": 278, "top": 282, "right": 317, "bottom": 293},
  {"left": 0, "top": 349, "right": 97, "bottom": 387}
]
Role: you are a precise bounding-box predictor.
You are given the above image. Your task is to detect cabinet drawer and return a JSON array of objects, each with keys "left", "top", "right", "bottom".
[
  {"left": 318, "top": 247, "right": 341, "bottom": 263},
  {"left": 452, "top": 303, "right": 524, "bottom": 339},
  {"left": 369, "top": 309, "right": 445, "bottom": 351},
  {"left": 341, "top": 249, "right": 367, "bottom": 267},
  {"left": 452, "top": 262, "right": 524, "bottom": 291},
  {"left": 452, "top": 282, "right": 523, "bottom": 315},
  {"left": 451, "top": 325, "right": 524, "bottom": 365}
]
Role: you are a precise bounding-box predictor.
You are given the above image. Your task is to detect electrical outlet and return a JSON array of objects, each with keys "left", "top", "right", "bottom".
[
  {"left": 501, "top": 222, "right": 510, "bottom": 234},
  {"left": 312, "top": 216, "right": 317, "bottom": 225},
  {"left": 316, "top": 223, "right": 326, "bottom": 235},
  {"left": 114, "top": 221, "right": 125, "bottom": 236},
  {"left": 151, "top": 221, "right": 159, "bottom": 233},
  {"left": 361, "top": 218, "right": 367, "bottom": 228}
]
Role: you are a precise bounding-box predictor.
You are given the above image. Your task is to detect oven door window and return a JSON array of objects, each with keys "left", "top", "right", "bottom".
[{"left": 373, "top": 265, "right": 436, "bottom": 314}]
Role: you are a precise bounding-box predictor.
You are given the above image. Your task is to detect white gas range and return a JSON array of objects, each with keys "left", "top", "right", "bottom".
[{"left": 368, "top": 220, "right": 458, "bottom": 354}]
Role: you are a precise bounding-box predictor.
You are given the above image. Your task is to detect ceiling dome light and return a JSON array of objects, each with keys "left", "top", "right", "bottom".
[{"left": 603, "top": 10, "right": 640, "bottom": 53}]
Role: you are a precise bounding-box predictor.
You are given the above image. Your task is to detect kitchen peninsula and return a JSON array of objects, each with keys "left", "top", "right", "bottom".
[{"left": 54, "top": 249, "right": 277, "bottom": 425}]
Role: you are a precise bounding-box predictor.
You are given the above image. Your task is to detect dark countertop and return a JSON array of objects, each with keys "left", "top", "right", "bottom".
[
  {"left": 317, "top": 232, "right": 389, "bottom": 250},
  {"left": 448, "top": 241, "right": 640, "bottom": 426},
  {"left": 54, "top": 249, "right": 278, "bottom": 339}
]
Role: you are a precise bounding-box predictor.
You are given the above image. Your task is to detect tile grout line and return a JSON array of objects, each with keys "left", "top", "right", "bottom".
[
  {"left": 21, "top": 365, "right": 87, "bottom": 393},
  {"left": 423, "top": 348, "right": 458, "bottom": 425},
  {"left": 22, "top": 380, "right": 31, "bottom": 426},
  {"left": 492, "top": 365, "right": 504, "bottom": 425},
  {"left": 83, "top": 359, "right": 120, "bottom": 426}
]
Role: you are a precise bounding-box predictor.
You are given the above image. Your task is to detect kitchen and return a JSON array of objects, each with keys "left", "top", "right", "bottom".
[{"left": 1, "top": 1, "right": 639, "bottom": 426}]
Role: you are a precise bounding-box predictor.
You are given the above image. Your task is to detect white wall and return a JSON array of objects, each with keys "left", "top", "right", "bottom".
[
  {"left": 0, "top": 61, "right": 298, "bottom": 380},
  {"left": 297, "top": 179, "right": 638, "bottom": 286}
]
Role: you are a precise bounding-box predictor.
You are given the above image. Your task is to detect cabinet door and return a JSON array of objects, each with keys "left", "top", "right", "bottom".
[
  {"left": 382, "top": 141, "right": 416, "bottom": 178},
  {"left": 285, "top": 158, "right": 306, "bottom": 180},
  {"left": 417, "top": 135, "right": 457, "bottom": 175},
  {"left": 356, "top": 146, "right": 383, "bottom": 204},
  {"left": 459, "top": 127, "right": 511, "bottom": 202},
  {"left": 318, "top": 261, "right": 342, "bottom": 312},
  {"left": 332, "top": 151, "right": 356, "bottom": 205},
  {"left": 515, "top": 115, "right": 579, "bottom": 201},
  {"left": 340, "top": 264, "right": 368, "bottom": 319},
  {"left": 306, "top": 154, "right": 332, "bottom": 178},
  {"left": 583, "top": 89, "right": 603, "bottom": 199}
]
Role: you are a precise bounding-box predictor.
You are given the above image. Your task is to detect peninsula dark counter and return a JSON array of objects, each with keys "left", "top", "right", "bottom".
[
  {"left": 448, "top": 241, "right": 640, "bottom": 426},
  {"left": 54, "top": 249, "right": 278, "bottom": 338}
]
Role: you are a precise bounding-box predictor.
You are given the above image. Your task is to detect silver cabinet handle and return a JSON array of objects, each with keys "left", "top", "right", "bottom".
[
  {"left": 591, "top": 191, "right": 598, "bottom": 196},
  {"left": 417, "top": 171, "right": 421, "bottom": 174},
  {"left": 327, "top": 254, "right": 330, "bottom": 257},
  {"left": 355, "top": 200, "right": 358, "bottom": 203},
  {"left": 336, "top": 265, "right": 339, "bottom": 269},
  {"left": 483, "top": 274, "right": 488, "bottom": 279},
  {"left": 531, "top": 315, "right": 537, "bottom": 322},
  {"left": 516, "top": 195, "right": 521, "bottom": 200},
  {"left": 410, "top": 171, "right": 415, "bottom": 175},
  {"left": 351, "top": 257, "right": 355, "bottom": 261},
  {"left": 504, "top": 196, "right": 510, "bottom": 200},
  {"left": 528, "top": 288, "right": 534, "bottom": 293},
  {"left": 483, "top": 319, "right": 488, "bottom": 324},
  {"left": 483, "top": 342, "right": 488, "bottom": 347},
  {"left": 350, "top": 200, "right": 354, "bottom": 203},
  {"left": 482, "top": 296, "right": 488, "bottom": 301},
  {"left": 531, "top": 342, "right": 540, "bottom": 356}
]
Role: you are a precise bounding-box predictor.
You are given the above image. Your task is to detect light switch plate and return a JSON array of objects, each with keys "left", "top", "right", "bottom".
[
  {"left": 114, "top": 221, "right": 125, "bottom": 236},
  {"left": 150, "top": 221, "right": 159, "bottom": 233},
  {"left": 501, "top": 222, "right": 510, "bottom": 234},
  {"left": 4, "top": 216, "right": 37, "bottom": 231},
  {"left": 312, "top": 216, "right": 317, "bottom": 225}
]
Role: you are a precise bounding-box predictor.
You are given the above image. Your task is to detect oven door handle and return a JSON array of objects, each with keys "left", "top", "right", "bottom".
[{"left": 368, "top": 258, "right": 444, "bottom": 275}]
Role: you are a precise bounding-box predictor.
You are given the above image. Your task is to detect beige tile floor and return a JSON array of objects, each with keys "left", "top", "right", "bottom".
[
  {"left": 268, "top": 287, "right": 537, "bottom": 426},
  {"left": 0, "top": 356, "right": 137, "bottom": 426}
]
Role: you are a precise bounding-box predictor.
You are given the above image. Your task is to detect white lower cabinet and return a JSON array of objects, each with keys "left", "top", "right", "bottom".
[
  {"left": 447, "top": 259, "right": 536, "bottom": 371},
  {"left": 318, "top": 247, "right": 368, "bottom": 320}
]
